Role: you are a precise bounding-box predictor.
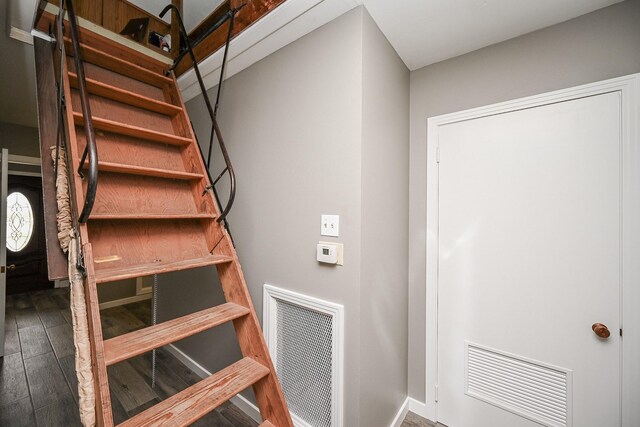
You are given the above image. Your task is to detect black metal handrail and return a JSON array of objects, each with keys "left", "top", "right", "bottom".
[
  {"left": 160, "top": 4, "right": 238, "bottom": 224},
  {"left": 58, "top": 0, "right": 98, "bottom": 223},
  {"left": 171, "top": 6, "right": 234, "bottom": 70}
]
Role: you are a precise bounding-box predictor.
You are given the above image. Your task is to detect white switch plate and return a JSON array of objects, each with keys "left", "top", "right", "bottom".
[{"left": 321, "top": 214, "right": 339, "bottom": 237}]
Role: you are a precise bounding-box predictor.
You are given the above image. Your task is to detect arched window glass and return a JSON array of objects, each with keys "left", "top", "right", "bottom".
[{"left": 6, "top": 192, "right": 34, "bottom": 252}]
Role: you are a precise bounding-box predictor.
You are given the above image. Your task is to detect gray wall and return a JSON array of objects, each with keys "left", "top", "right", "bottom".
[
  {"left": 408, "top": 0, "right": 640, "bottom": 401},
  {"left": 360, "top": 10, "right": 409, "bottom": 427},
  {"left": 0, "top": 122, "right": 40, "bottom": 157},
  {"left": 0, "top": 3, "right": 38, "bottom": 128},
  {"left": 97, "top": 279, "right": 138, "bottom": 303},
  {"left": 166, "top": 8, "right": 364, "bottom": 427},
  {"left": 161, "top": 6, "right": 410, "bottom": 426}
]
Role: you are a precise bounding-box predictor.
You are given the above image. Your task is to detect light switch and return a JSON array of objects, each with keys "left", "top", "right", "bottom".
[{"left": 321, "top": 214, "right": 339, "bottom": 237}]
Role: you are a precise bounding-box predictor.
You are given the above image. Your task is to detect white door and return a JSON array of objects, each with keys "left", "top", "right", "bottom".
[{"left": 437, "top": 92, "right": 621, "bottom": 427}]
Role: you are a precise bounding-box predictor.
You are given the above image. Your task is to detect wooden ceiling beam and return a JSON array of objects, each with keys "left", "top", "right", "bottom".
[{"left": 174, "top": 0, "right": 286, "bottom": 76}]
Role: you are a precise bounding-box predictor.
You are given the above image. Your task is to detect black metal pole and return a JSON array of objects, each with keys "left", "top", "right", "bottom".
[{"left": 67, "top": 0, "right": 98, "bottom": 223}]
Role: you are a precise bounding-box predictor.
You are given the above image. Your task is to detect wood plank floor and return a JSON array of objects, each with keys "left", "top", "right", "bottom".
[
  {"left": 1, "top": 288, "right": 257, "bottom": 426},
  {"left": 3, "top": 288, "right": 435, "bottom": 427},
  {"left": 400, "top": 411, "right": 438, "bottom": 427}
]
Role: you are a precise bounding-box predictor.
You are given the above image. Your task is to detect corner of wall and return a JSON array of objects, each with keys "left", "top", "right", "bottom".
[{"left": 359, "top": 6, "right": 411, "bottom": 427}]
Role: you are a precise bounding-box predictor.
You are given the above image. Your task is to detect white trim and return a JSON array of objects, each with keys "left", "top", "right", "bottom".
[
  {"left": 178, "top": 0, "right": 361, "bottom": 102},
  {"left": 229, "top": 393, "right": 262, "bottom": 424},
  {"left": 263, "top": 284, "right": 344, "bottom": 427},
  {"left": 8, "top": 171, "right": 41, "bottom": 177},
  {"left": 54, "top": 279, "right": 70, "bottom": 288},
  {"left": 9, "top": 26, "right": 33, "bottom": 45},
  {"left": 7, "top": 155, "right": 41, "bottom": 177},
  {"left": 425, "top": 73, "right": 640, "bottom": 425},
  {"left": 389, "top": 397, "right": 411, "bottom": 427},
  {"left": 163, "top": 343, "right": 262, "bottom": 422},
  {"left": 388, "top": 397, "right": 432, "bottom": 427},
  {"left": 7, "top": 154, "right": 40, "bottom": 166},
  {"left": 31, "top": 29, "right": 54, "bottom": 43},
  {"left": 98, "top": 293, "right": 151, "bottom": 310}
]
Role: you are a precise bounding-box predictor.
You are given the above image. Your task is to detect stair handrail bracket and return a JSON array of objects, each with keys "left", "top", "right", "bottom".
[
  {"left": 160, "top": 4, "right": 237, "bottom": 225},
  {"left": 57, "top": 0, "right": 99, "bottom": 225}
]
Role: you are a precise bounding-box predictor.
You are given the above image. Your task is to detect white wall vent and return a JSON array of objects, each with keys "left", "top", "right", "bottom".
[
  {"left": 263, "top": 284, "right": 344, "bottom": 427},
  {"left": 464, "top": 342, "right": 573, "bottom": 427}
]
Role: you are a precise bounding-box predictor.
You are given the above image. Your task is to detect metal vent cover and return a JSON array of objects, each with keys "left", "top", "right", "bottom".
[
  {"left": 263, "top": 285, "right": 344, "bottom": 427},
  {"left": 464, "top": 342, "right": 572, "bottom": 427}
]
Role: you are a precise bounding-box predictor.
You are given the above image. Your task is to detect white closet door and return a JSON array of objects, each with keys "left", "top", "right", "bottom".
[{"left": 437, "top": 92, "right": 621, "bottom": 427}]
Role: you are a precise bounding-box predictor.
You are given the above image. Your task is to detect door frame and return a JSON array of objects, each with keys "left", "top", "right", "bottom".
[
  {"left": 425, "top": 73, "right": 640, "bottom": 425},
  {"left": 0, "top": 148, "right": 8, "bottom": 357}
]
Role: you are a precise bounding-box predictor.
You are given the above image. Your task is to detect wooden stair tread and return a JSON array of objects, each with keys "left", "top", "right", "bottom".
[
  {"left": 93, "top": 161, "right": 204, "bottom": 180},
  {"left": 118, "top": 357, "right": 270, "bottom": 427},
  {"left": 89, "top": 213, "right": 216, "bottom": 220},
  {"left": 44, "top": 24, "right": 296, "bottom": 427},
  {"left": 73, "top": 112, "right": 192, "bottom": 146},
  {"left": 65, "top": 38, "right": 172, "bottom": 87},
  {"left": 104, "top": 303, "right": 250, "bottom": 366},
  {"left": 95, "top": 255, "right": 233, "bottom": 284},
  {"left": 69, "top": 72, "right": 181, "bottom": 116}
]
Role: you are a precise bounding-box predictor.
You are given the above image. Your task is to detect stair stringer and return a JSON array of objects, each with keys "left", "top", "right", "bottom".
[
  {"left": 54, "top": 19, "right": 115, "bottom": 426},
  {"left": 169, "top": 71, "right": 295, "bottom": 427},
  {"left": 40, "top": 7, "right": 294, "bottom": 425}
]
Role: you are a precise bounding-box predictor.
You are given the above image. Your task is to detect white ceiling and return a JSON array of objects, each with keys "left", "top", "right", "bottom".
[
  {"left": 0, "top": 0, "right": 626, "bottom": 128},
  {"left": 363, "top": 0, "right": 622, "bottom": 71}
]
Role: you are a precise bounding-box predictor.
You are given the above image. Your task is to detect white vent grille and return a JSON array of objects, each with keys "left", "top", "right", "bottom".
[
  {"left": 264, "top": 285, "right": 344, "bottom": 427},
  {"left": 465, "top": 342, "right": 572, "bottom": 427}
]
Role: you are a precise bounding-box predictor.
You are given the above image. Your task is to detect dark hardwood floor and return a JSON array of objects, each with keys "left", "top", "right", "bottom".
[
  {"left": 3, "top": 288, "right": 434, "bottom": 427},
  {"left": 400, "top": 411, "right": 436, "bottom": 427},
  {"left": 1, "top": 287, "right": 258, "bottom": 426}
]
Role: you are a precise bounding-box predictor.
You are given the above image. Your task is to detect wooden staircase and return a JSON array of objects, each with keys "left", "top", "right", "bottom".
[{"left": 38, "top": 6, "right": 294, "bottom": 427}]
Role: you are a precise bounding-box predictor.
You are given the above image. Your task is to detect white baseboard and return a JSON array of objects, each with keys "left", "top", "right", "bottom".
[
  {"left": 9, "top": 26, "right": 33, "bottom": 45},
  {"left": 164, "top": 343, "right": 429, "bottom": 427},
  {"left": 230, "top": 393, "right": 262, "bottom": 423},
  {"left": 54, "top": 279, "right": 70, "bottom": 288},
  {"left": 164, "top": 344, "right": 262, "bottom": 423},
  {"left": 390, "top": 397, "right": 411, "bottom": 427},
  {"left": 98, "top": 294, "right": 151, "bottom": 310},
  {"left": 390, "top": 397, "right": 432, "bottom": 427}
]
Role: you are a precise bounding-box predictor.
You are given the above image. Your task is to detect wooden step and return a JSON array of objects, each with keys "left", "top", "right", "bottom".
[
  {"left": 75, "top": 129, "right": 187, "bottom": 172},
  {"left": 118, "top": 357, "right": 270, "bottom": 427},
  {"left": 92, "top": 161, "right": 203, "bottom": 181},
  {"left": 104, "top": 303, "right": 250, "bottom": 366},
  {"left": 89, "top": 213, "right": 216, "bottom": 220},
  {"left": 69, "top": 72, "right": 181, "bottom": 116},
  {"left": 86, "top": 172, "right": 202, "bottom": 218},
  {"left": 65, "top": 38, "right": 172, "bottom": 87},
  {"left": 95, "top": 254, "right": 233, "bottom": 284},
  {"left": 260, "top": 422, "right": 276, "bottom": 427},
  {"left": 73, "top": 112, "right": 191, "bottom": 146}
]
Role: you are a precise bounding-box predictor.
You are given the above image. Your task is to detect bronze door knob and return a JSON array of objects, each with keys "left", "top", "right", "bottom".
[{"left": 592, "top": 323, "right": 610, "bottom": 339}]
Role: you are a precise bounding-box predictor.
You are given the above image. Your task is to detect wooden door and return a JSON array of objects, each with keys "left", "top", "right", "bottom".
[{"left": 6, "top": 175, "right": 53, "bottom": 294}]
